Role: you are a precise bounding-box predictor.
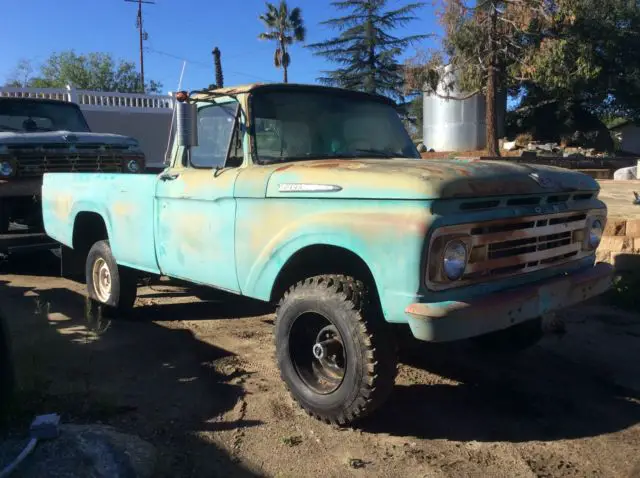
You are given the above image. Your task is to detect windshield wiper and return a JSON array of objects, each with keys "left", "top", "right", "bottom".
[
  {"left": 0, "top": 125, "right": 20, "bottom": 132},
  {"left": 353, "top": 149, "right": 395, "bottom": 158}
]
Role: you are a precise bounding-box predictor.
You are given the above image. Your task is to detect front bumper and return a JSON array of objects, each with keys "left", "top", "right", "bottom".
[{"left": 405, "top": 262, "right": 614, "bottom": 342}]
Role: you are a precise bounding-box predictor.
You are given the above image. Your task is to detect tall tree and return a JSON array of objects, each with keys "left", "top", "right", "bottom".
[
  {"left": 405, "top": 1, "right": 550, "bottom": 156},
  {"left": 4, "top": 51, "right": 162, "bottom": 93},
  {"left": 306, "top": 0, "right": 428, "bottom": 100},
  {"left": 258, "top": 1, "right": 306, "bottom": 83}
]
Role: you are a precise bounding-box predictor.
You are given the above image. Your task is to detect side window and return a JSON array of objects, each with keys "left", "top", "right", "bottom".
[{"left": 189, "top": 102, "right": 239, "bottom": 168}]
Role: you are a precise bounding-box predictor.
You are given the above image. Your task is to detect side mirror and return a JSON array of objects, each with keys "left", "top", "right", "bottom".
[{"left": 176, "top": 101, "right": 198, "bottom": 148}]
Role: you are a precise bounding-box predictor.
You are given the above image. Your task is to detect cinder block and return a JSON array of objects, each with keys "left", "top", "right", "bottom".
[
  {"left": 626, "top": 220, "right": 640, "bottom": 237},
  {"left": 611, "top": 252, "right": 640, "bottom": 272},
  {"left": 604, "top": 219, "right": 627, "bottom": 237},
  {"left": 599, "top": 236, "right": 633, "bottom": 253},
  {"left": 596, "top": 250, "right": 612, "bottom": 264}
]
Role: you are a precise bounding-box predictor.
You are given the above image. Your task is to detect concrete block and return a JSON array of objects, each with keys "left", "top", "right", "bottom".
[
  {"left": 626, "top": 220, "right": 640, "bottom": 237},
  {"left": 599, "top": 236, "right": 633, "bottom": 253},
  {"left": 612, "top": 252, "right": 640, "bottom": 272},
  {"left": 604, "top": 219, "right": 627, "bottom": 237},
  {"left": 596, "top": 250, "right": 612, "bottom": 264}
]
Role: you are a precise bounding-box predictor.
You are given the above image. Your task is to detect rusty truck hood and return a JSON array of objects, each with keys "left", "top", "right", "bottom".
[{"left": 264, "top": 158, "right": 599, "bottom": 199}]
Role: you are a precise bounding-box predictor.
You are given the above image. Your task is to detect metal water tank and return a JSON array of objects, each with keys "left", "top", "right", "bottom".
[{"left": 423, "top": 64, "right": 505, "bottom": 152}]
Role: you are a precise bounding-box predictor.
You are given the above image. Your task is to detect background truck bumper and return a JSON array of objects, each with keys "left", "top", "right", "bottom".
[
  {"left": 0, "top": 178, "right": 41, "bottom": 198},
  {"left": 405, "top": 262, "right": 614, "bottom": 342}
]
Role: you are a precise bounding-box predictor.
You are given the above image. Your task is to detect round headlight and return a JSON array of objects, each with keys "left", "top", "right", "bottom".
[
  {"left": 589, "top": 219, "right": 603, "bottom": 249},
  {"left": 0, "top": 161, "right": 13, "bottom": 177},
  {"left": 443, "top": 240, "right": 468, "bottom": 281},
  {"left": 126, "top": 159, "right": 140, "bottom": 173}
]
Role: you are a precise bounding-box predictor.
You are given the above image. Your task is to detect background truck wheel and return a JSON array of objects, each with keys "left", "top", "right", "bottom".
[
  {"left": 469, "top": 317, "right": 544, "bottom": 355},
  {"left": 85, "top": 240, "right": 137, "bottom": 314},
  {"left": 275, "top": 275, "right": 397, "bottom": 426},
  {"left": 0, "top": 201, "right": 9, "bottom": 234},
  {"left": 0, "top": 309, "right": 15, "bottom": 416}
]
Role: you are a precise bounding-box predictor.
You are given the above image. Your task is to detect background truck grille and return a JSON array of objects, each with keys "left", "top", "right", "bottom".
[
  {"left": 427, "top": 210, "right": 603, "bottom": 290},
  {"left": 14, "top": 153, "right": 134, "bottom": 177}
]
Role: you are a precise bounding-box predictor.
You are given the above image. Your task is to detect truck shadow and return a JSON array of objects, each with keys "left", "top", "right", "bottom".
[
  {"left": 0, "top": 277, "right": 263, "bottom": 477},
  {"left": 365, "top": 334, "right": 640, "bottom": 443}
]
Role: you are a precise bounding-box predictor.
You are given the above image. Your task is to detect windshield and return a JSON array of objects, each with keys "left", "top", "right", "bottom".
[
  {"left": 251, "top": 89, "right": 420, "bottom": 164},
  {"left": 0, "top": 99, "right": 91, "bottom": 133}
]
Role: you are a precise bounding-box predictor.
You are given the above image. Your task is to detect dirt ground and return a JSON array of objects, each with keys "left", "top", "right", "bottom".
[{"left": 1, "top": 253, "right": 640, "bottom": 478}]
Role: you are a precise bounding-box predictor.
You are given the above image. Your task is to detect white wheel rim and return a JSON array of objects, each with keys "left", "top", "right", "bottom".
[{"left": 92, "top": 258, "right": 112, "bottom": 303}]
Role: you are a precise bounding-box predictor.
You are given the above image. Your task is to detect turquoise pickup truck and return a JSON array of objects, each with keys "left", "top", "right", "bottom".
[{"left": 42, "top": 83, "right": 613, "bottom": 425}]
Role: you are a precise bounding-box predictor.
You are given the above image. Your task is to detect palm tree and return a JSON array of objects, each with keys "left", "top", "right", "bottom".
[{"left": 258, "top": 1, "right": 306, "bottom": 83}]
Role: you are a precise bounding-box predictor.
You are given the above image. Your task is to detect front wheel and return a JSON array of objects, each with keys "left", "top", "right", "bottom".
[
  {"left": 275, "top": 275, "right": 397, "bottom": 426},
  {"left": 85, "top": 240, "right": 137, "bottom": 314}
]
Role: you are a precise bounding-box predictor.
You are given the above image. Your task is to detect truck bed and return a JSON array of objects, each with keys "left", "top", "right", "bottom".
[{"left": 42, "top": 172, "right": 161, "bottom": 274}]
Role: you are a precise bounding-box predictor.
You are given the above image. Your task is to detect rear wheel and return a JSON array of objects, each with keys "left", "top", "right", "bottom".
[
  {"left": 275, "top": 275, "right": 397, "bottom": 426},
  {"left": 85, "top": 240, "right": 137, "bottom": 314}
]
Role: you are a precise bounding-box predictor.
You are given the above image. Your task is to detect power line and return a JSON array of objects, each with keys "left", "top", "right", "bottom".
[
  {"left": 144, "top": 46, "right": 276, "bottom": 83},
  {"left": 125, "top": 0, "right": 155, "bottom": 92}
]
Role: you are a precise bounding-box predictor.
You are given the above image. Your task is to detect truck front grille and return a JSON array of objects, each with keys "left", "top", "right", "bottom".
[
  {"left": 14, "top": 153, "right": 133, "bottom": 177},
  {"left": 427, "top": 209, "right": 604, "bottom": 290}
]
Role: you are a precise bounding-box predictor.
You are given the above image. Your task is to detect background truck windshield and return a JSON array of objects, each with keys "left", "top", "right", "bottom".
[
  {"left": 0, "top": 99, "right": 91, "bottom": 133},
  {"left": 251, "top": 89, "right": 420, "bottom": 164}
]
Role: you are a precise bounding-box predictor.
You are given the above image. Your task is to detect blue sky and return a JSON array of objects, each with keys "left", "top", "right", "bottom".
[{"left": 0, "top": 0, "right": 441, "bottom": 95}]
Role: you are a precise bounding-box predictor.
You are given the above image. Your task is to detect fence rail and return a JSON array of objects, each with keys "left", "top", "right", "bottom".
[{"left": 0, "top": 85, "right": 174, "bottom": 112}]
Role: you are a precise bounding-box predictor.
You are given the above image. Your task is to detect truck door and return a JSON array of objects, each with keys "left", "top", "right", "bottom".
[{"left": 154, "top": 99, "right": 243, "bottom": 292}]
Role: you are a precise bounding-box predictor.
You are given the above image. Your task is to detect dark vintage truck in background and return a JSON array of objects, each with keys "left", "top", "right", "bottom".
[
  {"left": 41, "top": 83, "right": 613, "bottom": 425},
  {"left": 0, "top": 97, "right": 145, "bottom": 245}
]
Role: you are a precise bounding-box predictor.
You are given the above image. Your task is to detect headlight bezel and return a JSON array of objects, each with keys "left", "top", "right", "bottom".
[
  {"left": 442, "top": 239, "right": 469, "bottom": 281},
  {"left": 126, "top": 159, "right": 141, "bottom": 173},
  {"left": 584, "top": 215, "right": 606, "bottom": 251},
  {"left": 427, "top": 234, "right": 472, "bottom": 285},
  {"left": 122, "top": 155, "right": 145, "bottom": 174},
  {"left": 0, "top": 159, "right": 16, "bottom": 178}
]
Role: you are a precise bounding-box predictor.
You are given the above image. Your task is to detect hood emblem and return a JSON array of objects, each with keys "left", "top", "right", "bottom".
[
  {"left": 279, "top": 183, "right": 342, "bottom": 193},
  {"left": 528, "top": 172, "right": 555, "bottom": 188}
]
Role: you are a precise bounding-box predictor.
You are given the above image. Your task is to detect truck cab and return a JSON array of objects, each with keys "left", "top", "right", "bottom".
[{"left": 41, "top": 83, "right": 613, "bottom": 426}]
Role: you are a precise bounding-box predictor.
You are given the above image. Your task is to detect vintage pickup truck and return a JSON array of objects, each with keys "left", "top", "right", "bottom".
[
  {"left": 41, "top": 83, "right": 613, "bottom": 425},
  {"left": 0, "top": 96, "right": 145, "bottom": 235}
]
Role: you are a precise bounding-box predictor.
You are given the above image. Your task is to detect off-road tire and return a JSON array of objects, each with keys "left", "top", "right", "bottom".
[
  {"left": 469, "top": 317, "right": 544, "bottom": 355},
  {"left": 85, "top": 240, "right": 137, "bottom": 315},
  {"left": 275, "top": 275, "right": 398, "bottom": 426}
]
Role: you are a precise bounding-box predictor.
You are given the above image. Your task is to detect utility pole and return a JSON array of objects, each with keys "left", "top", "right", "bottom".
[{"left": 125, "top": 0, "right": 155, "bottom": 93}]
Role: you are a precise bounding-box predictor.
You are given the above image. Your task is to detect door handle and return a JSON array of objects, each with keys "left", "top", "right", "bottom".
[{"left": 159, "top": 172, "right": 180, "bottom": 181}]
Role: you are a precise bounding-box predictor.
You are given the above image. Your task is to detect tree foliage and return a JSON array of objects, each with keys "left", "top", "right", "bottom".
[
  {"left": 406, "top": 0, "right": 640, "bottom": 153},
  {"left": 307, "top": 0, "right": 429, "bottom": 100},
  {"left": 519, "top": 0, "right": 640, "bottom": 120},
  {"left": 258, "top": 0, "right": 307, "bottom": 83},
  {"left": 5, "top": 51, "right": 162, "bottom": 93}
]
